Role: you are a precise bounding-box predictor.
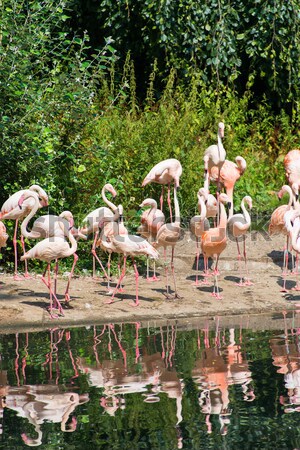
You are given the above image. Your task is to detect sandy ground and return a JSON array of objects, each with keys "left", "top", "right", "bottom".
[{"left": 0, "top": 231, "right": 299, "bottom": 333}]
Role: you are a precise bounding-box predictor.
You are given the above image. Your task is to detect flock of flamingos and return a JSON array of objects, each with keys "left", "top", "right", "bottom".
[{"left": 0, "top": 122, "right": 300, "bottom": 317}]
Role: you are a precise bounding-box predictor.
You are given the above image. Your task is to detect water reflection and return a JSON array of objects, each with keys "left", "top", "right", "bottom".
[
  {"left": 1, "top": 319, "right": 300, "bottom": 448},
  {"left": 270, "top": 326, "right": 300, "bottom": 414}
]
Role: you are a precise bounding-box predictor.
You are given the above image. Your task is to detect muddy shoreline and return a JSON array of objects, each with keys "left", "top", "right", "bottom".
[{"left": 0, "top": 232, "right": 299, "bottom": 334}]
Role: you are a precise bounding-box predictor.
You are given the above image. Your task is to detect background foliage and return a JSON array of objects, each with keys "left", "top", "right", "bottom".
[{"left": 0, "top": 0, "right": 299, "bottom": 271}]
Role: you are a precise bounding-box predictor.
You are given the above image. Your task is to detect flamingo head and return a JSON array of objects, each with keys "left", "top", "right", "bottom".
[
  {"left": 244, "top": 195, "right": 253, "bottom": 209},
  {"left": 139, "top": 198, "right": 156, "bottom": 208},
  {"left": 277, "top": 185, "right": 291, "bottom": 200},
  {"left": 141, "top": 177, "right": 151, "bottom": 187},
  {"left": 104, "top": 183, "right": 117, "bottom": 198},
  {"left": 59, "top": 210, "right": 74, "bottom": 228},
  {"left": 218, "top": 122, "right": 225, "bottom": 138}
]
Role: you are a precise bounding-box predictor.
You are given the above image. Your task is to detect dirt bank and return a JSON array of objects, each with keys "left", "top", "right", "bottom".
[{"left": 0, "top": 232, "right": 298, "bottom": 333}]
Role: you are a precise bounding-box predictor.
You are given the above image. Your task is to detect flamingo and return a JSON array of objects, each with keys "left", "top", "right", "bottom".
[
  {"left": 19, "top": 190, "right": 85, "bottom": 300},
  {"left": 153, "top": 186, "right": 182, "bottom": 299},
  {"left": 199, "top": 188, "right": 218, "bottom": 226},
  {"left": 0, "top": 184, "right": 48, "bottom": 280},
  {"left": 269, "top": 185, "right": 295, "bottom": 291},
  {"left": 138, "top": 198, "right": 165, "bottom": 281},
  {"left": 284, "top": 208, "right": 300, "bottom": 291},
  {"left": 20, "top": 228, "right": 78, "bottom": 318},
  {"left": 0, "top": 221, "right": 8, "bottom": 251},
  {"left": 80, "top": 183, "right": 118, "bottom": 279},
  {"left": 210, "top": 156, "right": 247, "bottom": 218},
  {"left": 227, "top": 195, "right": 253, "bottom": 286},
  {"left": 142, "top": 158, "right": 182, "bottom": 221},
  {"left": 203, "top": 122, "right": 226, "bottom": 193},
  {"left": 0, "top": 221, "right": 8, "bottom": 287},
  {"left": 284, "top": 149, "right": 300, "bottom": 204},
  {"left": 96, "top": 205, "right": 128, "bottom": 292},
  {"left": 190, "top": 191, "right": 209, "bottom": 285},
  {"left": 201, "top": 193, "right": 231, "bottom": 299},
  {"left": 101, "top": 209, "right": 160, "bottom": 307}
]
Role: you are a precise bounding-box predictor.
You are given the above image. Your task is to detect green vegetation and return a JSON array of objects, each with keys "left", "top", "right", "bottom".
[{"left": 0, "top": 0, "right": 299, "bottom": 270}]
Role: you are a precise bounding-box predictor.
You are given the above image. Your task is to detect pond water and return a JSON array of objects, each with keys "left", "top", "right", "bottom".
[{"left": 0, "top": 318, "right": 300, "bottom": 449}]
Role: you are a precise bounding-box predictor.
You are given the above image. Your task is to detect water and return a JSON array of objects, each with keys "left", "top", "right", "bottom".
[{"left": 0, "top": 319, "right": 300, "bottom": 449}]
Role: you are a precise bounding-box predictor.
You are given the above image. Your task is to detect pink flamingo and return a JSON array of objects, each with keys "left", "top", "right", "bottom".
[
  {"left": 203, "top": 122, "right": 226, "bottom": 193},
  {"left": 102, "top": 209, "right": 159, "bottom": 307},
  {"left": 138, "top": 198, "right": 165, "bottom": 281},
  {"left": 20, "top": 227, "right": 78, "bottom": 318},
  {"left": 269, "top": 185, "right": 294, "bottom": 291},
  {"left": 0, "top": 221, "right": 8, "bottom": 252},
  {"left": 284, "top": 208, "right": 300, "bottom": 291},
  {"left": 201, "top": 193, "right": 231, "bottom": 299},
  {"left": 284, "top": 149, "right": 300, "bottom": 203},
  {"left": 227, "top": 195, "right": 253, "bottom": 286},
  {"left": 80, "top": 183, "right": 118, "bottom": 279},
  {"left": 96, "top": 205, "right": 128, "bottom": 292},
  {"left": 0, "top": 184, "right": 48, "bottom": 280},
  {"left": 19, "top": 190, "right": 85, "bottom": 300},
  {"left": 190, "top": 190, "right": 209, "bottom": 285},
  {"left": 142, "top": 158, "right": 182, "bottom": 221},
  {"left": 210, "top": 156, "right": 247, "bottom": 217},
  {"left": 153, "top": 186, "right": 182, "bottom": 299}
]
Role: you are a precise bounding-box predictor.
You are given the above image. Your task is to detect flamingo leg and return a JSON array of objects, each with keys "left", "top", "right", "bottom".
[
  {"left": 20, "top": 234, "right": 32, "bottom": 279},
  {"left": 167, "top": 183, "right": 173, "bottom": 222},
  {"left": 243, "top": 237, "right": 253, "bottom": 286},
  {"left": 130, "top": 258, "right": 140, "bottom": 307},
  {"left": 201, "top": 255, "right": 210, "bottom": 285},
  {"left": 147, "top": 258, "right": 160, "bottom": 282},
  {"left": 91, "top": 231, "right": 108, "bottom": 280},
  {"left": 160, "top": 186, "right": 164, "bottom": 212},
  {"left": 105, "top": 256, "right": 127, "bottom": 304},
  {"left": 117, "top": 254, "right": 125, "bottom": 292},
  {"left": 64, "top": 253, "right": 78, "bottom": 303},
  {"left": 41, "top": 264, "right": 64, "bottom": 318},
  {"left": 171, "top": 247, "right": 182, "bottom": 299},
  {"left": 13, "top": 220, "right": 23, "bottom": 281},
  {"left": 193, "top": 237, "right": 200, "bottom": 286},
  {"left": 54, "top": 259, "right": 59, "bottom": 295},
  {"left": 292, "top": 252, "right": 300, "bottom": 291},
  {"left": 106, "top": 252, "right": 112, "bottom": 291},
  {"left": 163, "top": 248, "right": 172, "bottom": 299},
  {"left": 211, "top": 256, "right": 222, "bottom": 299},
  {"left": 281, "top": 236, "right": 289, "bottom": 292},
  {"left": 235, "top": 238, "right": 244, "bottom": 286}
]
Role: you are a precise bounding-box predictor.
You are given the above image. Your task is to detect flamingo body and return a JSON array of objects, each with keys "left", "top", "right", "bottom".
[
  {"left": 142, "top": 159, "right": 182, "bottom": 190},
  {"left": 227, "top": 196, "right": 253, "bottom": 285},
  {"left": 0, "top": 221, "right": 8, "bottom": 249},
  {"left": 284, "top": 149, "right": 300, "bottom": 199},
  {"left": 210, "top": 157, "right": 247, "bottom": 216},
  {"left": 0, "top": 185, "right": 48, "bottom": 220}
]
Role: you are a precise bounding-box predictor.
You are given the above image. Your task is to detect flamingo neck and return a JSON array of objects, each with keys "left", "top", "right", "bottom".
[
  {"left": 241, "top": 198, "right": 251, "bottom": 226},
  {"left": 66, "top": 231, "right": 78, "bottom": 257},
  {"left": 173, "top": 187, "right": 180, "bottom": 225},
  {"left": 197, "top": 194, "right": 207, "bottom": 221},
  {"left": 291, "top": 220, "right": 300, "bottom": 252},
  {"left": 219, "top": 202, "right": 227, "bottom": 229},
  {"left": 20, "top": 192, "right": 41, "bottom": 238},
  {"left": 102, "top": 186, "right": 117, "bottom": 212},
  {"left": 217, "top": 131, "right": 226, "bottom": 162},
  {"left": 148, "top": 201, "right": 158, "bottom": 222}
]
